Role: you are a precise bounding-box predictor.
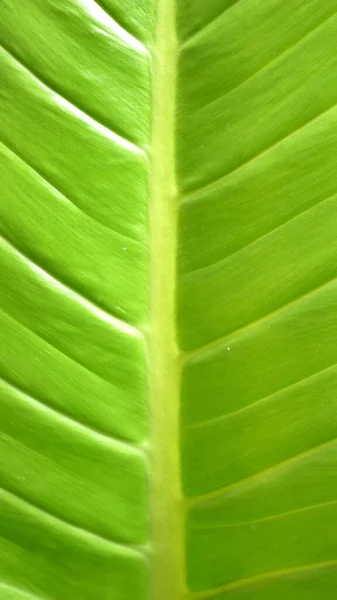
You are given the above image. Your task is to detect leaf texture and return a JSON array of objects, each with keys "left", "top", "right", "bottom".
[
  {"left": 1, "top": 0, "right": 337, "bottom": 599},
  {"left": 177, "top": 1, "right": 337, "bottom": 598},
  {"left": 0, "top": 0, "right": 151, "bottom": 598}
]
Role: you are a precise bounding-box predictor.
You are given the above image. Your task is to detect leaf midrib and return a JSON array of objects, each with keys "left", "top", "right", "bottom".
[{"left": 149, "top": 1, "right": 185, "bottom": 599}]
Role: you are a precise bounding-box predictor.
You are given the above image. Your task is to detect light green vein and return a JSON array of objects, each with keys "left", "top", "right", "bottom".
[
  {"left": 187, "top": 435, "right": 337, "bottom": 508},
  {"left": 192, "top": 498, "right": 337, "bottom": 531},
  {"left": 149, "top": 0, "right": 186, "bottom": 598},
  {"left": 184, "top": 273, "right": 337, "bottom": 362},
  {"left": 188, "top": 361, "right": 337, "bottom": 430},
  {"left": 189, "top": 559, "right": 337, "bottom": 599},
  {"left": 181, "top": 100, "right": 337, "bottom": 205}
]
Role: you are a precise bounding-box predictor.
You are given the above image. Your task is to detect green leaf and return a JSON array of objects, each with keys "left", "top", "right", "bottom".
[{"left": 1, "top": 1, "right": 337, "bottom": 599}]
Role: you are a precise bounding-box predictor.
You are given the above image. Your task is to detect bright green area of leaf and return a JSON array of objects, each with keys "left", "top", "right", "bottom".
[
  {"left": 0, "top": 0, "right": 151, "bottom": 597},
  {"left": 1, "top": 0, "right": 337, "bottom": 599}
]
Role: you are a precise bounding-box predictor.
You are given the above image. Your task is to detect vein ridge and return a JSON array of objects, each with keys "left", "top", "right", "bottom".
[
  {"left": 181, "top": 0, "right": 241, "bottom": 47},
  {"left": 189, "top": 559, "right": 337, "bottom": 598},
  {"left": 193, "top": 498, "right": 337, "bottom": 531},
  {"left": 0, "top": 582, "right": 45, "bottom": 600},
  {"left": 190, "top": 9, "right": 337, "bottom": 114},
  {"left": 0, "top": 139, "right": 140, "bottom": 244},
  {"left": 181, "top": 101, "right": 337, "bottom": 205},
  {"left": 88, "top": 0, "right": 149, "bottom": 54},
  {"left": 0, "top": 306, "right": 129, "bottom": 394},
  {"left": 184, "top": 274, "right": 337, "bottom": 362},
  {"left": 183, "top": 190, "right": 337, "bottom": 278},
  {"left": 187, "top": 435, "right": 337, "bottom": 507},
  {"left": 188, "top": 361, "right": 337, "bottom": 431},
  {"left": 0, "top": 483, "right": 145, "bottom": 556},
  {"left": 0, "top": 374, "right": 142, "bottom": 454},
  {"left": 1, "top": 43, "right": 145, "bottom": 156},
  {"left": 0, "top": 233, "right": 140, "bottom": 338}
]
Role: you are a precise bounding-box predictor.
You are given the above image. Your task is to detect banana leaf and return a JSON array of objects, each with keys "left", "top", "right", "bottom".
[{"left": 1, "top": 1, "right": 337, "bottom": 598}]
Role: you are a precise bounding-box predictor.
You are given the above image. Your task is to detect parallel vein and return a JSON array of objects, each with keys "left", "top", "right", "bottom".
[
  {"left": 188, "top": 361, "right": 337, "bottom": 430},
  {"left": 183, "top": 189, "right": 337, "bottom": 278},
  {"left": 187, "top": 434, "right": 337, "bottom": 507},
  {"left": 0, "top": 582, "right": 44, "bottom": 600},
  {"left": 181, "top": 100, "right": 337, "bottom": 204},
  {"left": 190, "top": 559, "right": 337, "bottom": 599},
  {"left": 181, "top": 0, "right": 241, "bottom": 47},
  {"left": 191, "top": 9, "right": 337, "bottom": 115},
  {"left": 89, "top": 0, "right": 148, "bottom": 53},
  {"left": 0, "top": 306, "right": 129, "bottom": 396},
  {"left": 1, "top": 43, "right": 145, "bottom": 155},
  {"left": 0, "top": 139, "right": 140, "bottom": 244},
  {"left": 193, "top": 498, "right": 337, "bottom": 531},
  {"left": 0, "top": 234, "right": 140, "bottom": 338},
  {"left": 0, "top": 374, "right": 142, "bottom": 454},
  {"left": 184, "top": 272, "right": 337, "bottom": 362},
  {"left": 0, "top": 484, "right": 145, "bottom": 556}
]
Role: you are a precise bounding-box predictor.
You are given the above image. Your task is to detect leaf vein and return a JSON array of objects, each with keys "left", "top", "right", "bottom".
[
  {"left": 1, "top": 43, "right": 145, "bottom": 156},
  {"left": 181, "top": 101, "right": 337, "bottom": 205},
  {"left": 181, "top": 0, "right": 241, "bottom": 47},
  {"left": 0, "top": 307, "right": 129, "bottom": 397},
  {"left": 192, "top": 498, "right": 337, "bottom": 531},
  {"left": 183, "top": 190, "right": 337, "bottom": 278},
  {"left": 0, "top": 483, "right": 145, "bottom": 556},
  {"left": 184, "top": 274, "right": 337, "bottom": 362},
  {"left": 89, "top": 0, "right": 149, "bottom": 53},
  {"left": 188, "top": 361, "right": 337, "bottom": 430},
  {"left": 0, "top": 582, "right": 45, "bottom": 600},
  {"left": 187, "top": 435, "right": 337, "bottom": 507},
  {"left": 0, "top": 374, "right": 142, "bottom": 454},
  {"left": 0, "top": 233, "right": 141, "bottom": 339},
  {"left": 0, "top": 139, "right": 141, "bottom": 244},
  {"left": 190, "top": 9, "right": 337, "bottom": 114},
  {"left": 189, "top": 559, "right": 337, "bottom": 598}
]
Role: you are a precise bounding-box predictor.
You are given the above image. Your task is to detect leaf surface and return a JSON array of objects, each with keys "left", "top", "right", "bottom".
[{"left": 1, "top": 1, "right": 337, "bottom": 599}]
